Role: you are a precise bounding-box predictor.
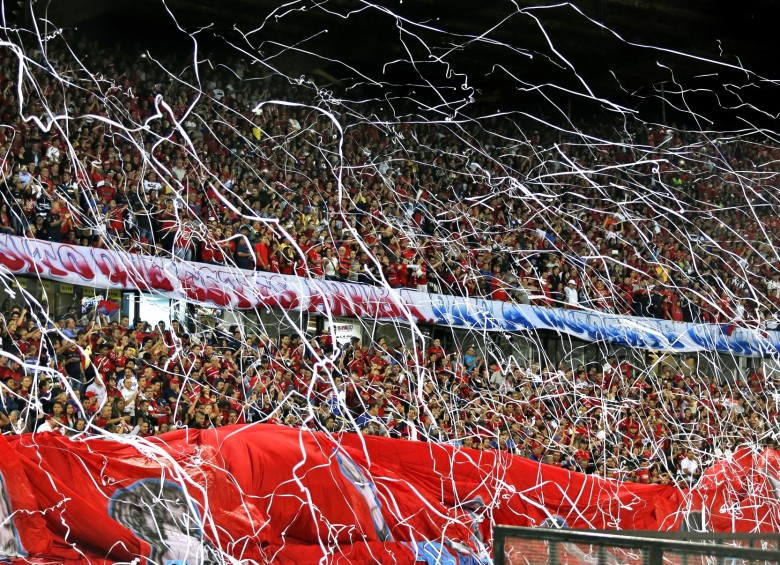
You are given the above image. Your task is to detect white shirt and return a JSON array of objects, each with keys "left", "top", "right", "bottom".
[
  {"left": 85, "top": 380, "right": 107, "bottom": 408},
  {"left": 172, "top": 165, "right": 186, "bottom": 181},
  {"left": 36, "top": 420, "right": 63, "bottom": 434},
  {"left": 323, "top": 256, "right": 338, "bottom": 277},
  {"left": 142, "top": 179, "right": 162, "bottom": 192},
  {"left": 680, "top": 456, "right": 698, "bottom": 476},
  {"left": 564, "top": 285, "right": 578, "bottom": 306},
  {"left": 405, "top": 419, "right": 419, "bottom": 441},
  {"left": 489, "top": 370, "right": 506, "bottom": 389},
  {"left": 121, "top": 386, "right": 137, "bottom": 416}
]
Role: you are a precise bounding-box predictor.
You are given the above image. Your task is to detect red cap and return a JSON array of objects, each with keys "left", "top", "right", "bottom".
[{"left": 85, "top": 391, "right": 96, "bottom": 399}]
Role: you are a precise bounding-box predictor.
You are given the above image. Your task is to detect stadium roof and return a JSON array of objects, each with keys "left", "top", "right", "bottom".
[{"left": 16, "top": 0, "right": 780, "bottom": 125}]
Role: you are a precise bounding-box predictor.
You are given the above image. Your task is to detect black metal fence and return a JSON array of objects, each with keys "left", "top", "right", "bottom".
[
  {"left": 493, "top": 527, "right": 780, "bottom": 565},
  {"left": 592, "top": 529, "right": 780, "bottom": 550}
]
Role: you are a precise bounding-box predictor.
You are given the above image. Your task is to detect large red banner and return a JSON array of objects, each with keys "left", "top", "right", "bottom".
[{"left": 0, "top": 425, "right": 775, "bottom": 563}]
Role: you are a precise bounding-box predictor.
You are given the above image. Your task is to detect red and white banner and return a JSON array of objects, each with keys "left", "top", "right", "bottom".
[
  {"left": 0, "top": 425, "right": 778, "bottom": 564},
  {"left": 0, "top": 235, "right": 776, "bottom": 355}
]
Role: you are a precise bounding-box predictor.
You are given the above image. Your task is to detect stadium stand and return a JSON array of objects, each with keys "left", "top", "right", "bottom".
[
  {"left": 0, "top": 33, "right": 777, "bottom": 491},
  {"left": 0, "top": 295, "right": 773, "bottom": 487},
  {"left": 0, "top": 36, "right": 779, "bottom": 328}
]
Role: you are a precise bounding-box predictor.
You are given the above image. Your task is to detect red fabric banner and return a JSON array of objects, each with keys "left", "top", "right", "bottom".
[{"left": 0, "top": 425, "right": 775, "bottom": 563}]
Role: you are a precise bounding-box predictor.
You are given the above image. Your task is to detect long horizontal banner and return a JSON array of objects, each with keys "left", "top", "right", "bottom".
[
  {"left": 0, "top": 234, "right": 777, "bottom": 356},
  {"left": 0, "top": 425, "right": 779, "bottom": 563}
]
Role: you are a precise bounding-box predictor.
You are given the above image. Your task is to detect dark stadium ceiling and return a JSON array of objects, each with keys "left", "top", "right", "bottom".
[{"left": 19, "top": 0, "right": 780, "bottom": 123}]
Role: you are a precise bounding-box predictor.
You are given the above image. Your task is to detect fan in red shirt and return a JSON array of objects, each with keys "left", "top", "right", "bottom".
[
  {"left": 204, "top": 356, "right": 223, "bottom": 382},
  {"left": 92, "top": 344, "right": 117, "bottom": 377},
  {"left": 306, "top": 242, "right": 325, "bottom": 279},
  {"left": 0, "top": 359, "right": 23, "bottom": 382},
  {"left": 490, "top": 265, "right": 509, "bottom": 301},
  {"left": 381, "top": 256, "right": 401, "bottom": 287},
  {"left": 395, "top": 259, "right": 410, "bottom": 288},
  {"left": 346, "top": 350, "right": 367, "bottom": 377},
  {"left": 635, "top": 467, "right": 651, "bottom": 484},
  {"left": 254, "top": 234, "right": 271, "bottom": 271},
  {"left": 619, "top": 414, "right": 641, "bottom": 447},
  {"left": 573, "top": 441, "right": 592, "bottom": 467},
  {"left": 426, "top": 338, "right": 447, "bottom": 361},
  {"left": 200, "top": 234, "right": 218, "bottom": 264}
]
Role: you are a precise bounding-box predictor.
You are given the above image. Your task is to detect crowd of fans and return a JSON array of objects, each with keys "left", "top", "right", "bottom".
[
  {"left": 0, "top": 35, "right": 779, "bottom": 332},
  {"left": 0, "top": 299, "right": 775, "bottom": 487},
  {"left": 0, "top": 32, "right": 777, "bottom": 486}
]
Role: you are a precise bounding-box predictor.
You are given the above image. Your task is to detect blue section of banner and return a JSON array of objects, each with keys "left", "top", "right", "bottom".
[
  {"left": 404, "top": 541, "right": 459, "bottom": 565},
  {"left": 0, "top": 234, "right": 776, "bottom": 357},
  {"left": 422, "top": 296, "right": 780, "bottom": 357}
]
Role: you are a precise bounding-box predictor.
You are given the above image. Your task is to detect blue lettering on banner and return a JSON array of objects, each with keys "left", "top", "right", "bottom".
[{"left": 501, "top": 304, "right": 533, "bottom": 331}]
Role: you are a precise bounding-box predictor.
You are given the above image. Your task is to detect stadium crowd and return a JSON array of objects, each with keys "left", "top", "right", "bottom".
[
  {"left": 0, "top": 300, "right": 774, "bottom": 487},
  {"left": 0, "top": 35, "right": 779, "bottom": 332},
  {"left": 0, "top": 34, "right": 777, "bottom": 486}
]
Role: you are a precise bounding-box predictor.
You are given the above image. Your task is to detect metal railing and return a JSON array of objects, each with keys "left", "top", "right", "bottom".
[
  {"left": 493, "top": 526, "right": 780, "bottom": 565},
  {"left": 591, "top": 529, "right": 780, "bottom": 550}
]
